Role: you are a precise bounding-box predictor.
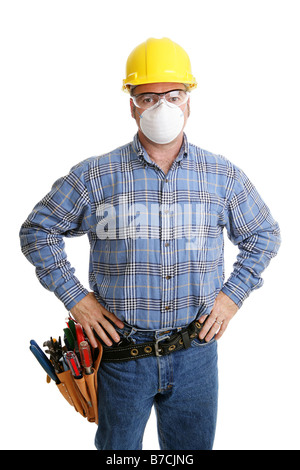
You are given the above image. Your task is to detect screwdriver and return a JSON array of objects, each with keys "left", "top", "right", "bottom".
[
  {"left": 79, "top": 341, "right": 93, "bottom": 375},
  {"left": 65, "top": 350, "right": 92, "bottom": 407},
  {"left": 64, "top": 351, "right": 82, "bottom": 379}
]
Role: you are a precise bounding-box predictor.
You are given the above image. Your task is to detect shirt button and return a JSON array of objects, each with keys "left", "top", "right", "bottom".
[
  {"left": 165, "top": 276, "right": 171, "bottom": 280},
  {"left": 165, "top": 306, "right": 170, "bottom": 310},
  {"left": 165, "top": 242, "right": 170, "bottom": 247},
  {"left": 165, "top": 179, "right": 169, "bottom": 183}
]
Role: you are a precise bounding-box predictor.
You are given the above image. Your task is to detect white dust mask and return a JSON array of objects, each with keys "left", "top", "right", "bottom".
[{"left": 139, "top": 101, "right": 185, "bottom": 144}]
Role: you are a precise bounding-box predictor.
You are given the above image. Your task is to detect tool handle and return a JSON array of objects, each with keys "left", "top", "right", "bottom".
[
  {"left": 75, "top": 323, "right": 85, "bottom": 345},
  {"left": 64, "top": 351, "right": 82, "bottom": 379},
  {"left": 79, "top": 341, "right": 93, "bottom": 375},
  {"left": 30, "top": 343, "right": 60, "bottom": 384}
]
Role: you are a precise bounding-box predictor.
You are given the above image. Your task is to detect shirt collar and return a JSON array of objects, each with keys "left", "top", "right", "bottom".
[{"left": 132, "top": 133, "right": 189, "bottom": 166}]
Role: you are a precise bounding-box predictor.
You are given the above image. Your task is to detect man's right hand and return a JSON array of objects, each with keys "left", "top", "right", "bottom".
[{"left": 70, "top": 292, "right": 124, "bottom": 348}]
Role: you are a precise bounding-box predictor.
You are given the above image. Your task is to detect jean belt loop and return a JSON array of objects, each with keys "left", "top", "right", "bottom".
[
  {"left": 154, "top": 335, "right": 170, "bottom": 357},
  {"left": 125, "top": 327, "right": 138, "bottom": 344}
]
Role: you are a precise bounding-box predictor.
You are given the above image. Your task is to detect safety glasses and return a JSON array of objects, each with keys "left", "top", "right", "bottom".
[{"left": 132, "top": 89, "right": 189, "bottom": 110}]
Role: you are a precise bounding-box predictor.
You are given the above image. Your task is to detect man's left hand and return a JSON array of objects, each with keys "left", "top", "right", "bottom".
[{"left": 199, "top": 291, "right": 239, "bottom": 342}]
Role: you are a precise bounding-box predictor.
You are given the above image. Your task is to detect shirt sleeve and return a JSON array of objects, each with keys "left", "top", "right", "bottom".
[
  {"left": 19, "top": 162, "right": 92, "bottom": 310},
  {"left": 221, "top": 165, "right": 281, "bottom": 308}
]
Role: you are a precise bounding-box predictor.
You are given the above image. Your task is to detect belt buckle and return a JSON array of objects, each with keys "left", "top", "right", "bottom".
[{"left": 154, "top": 335, "right": 170, "bottom": 357}]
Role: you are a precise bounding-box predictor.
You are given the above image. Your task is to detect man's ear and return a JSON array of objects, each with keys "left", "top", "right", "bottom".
[{"left": 130, "top": 99, "right": 136, "bottom": 119}]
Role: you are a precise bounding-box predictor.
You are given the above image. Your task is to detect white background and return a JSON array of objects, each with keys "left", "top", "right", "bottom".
[{"left": 1, "top": 0, "right": 299, "bottom": 450}]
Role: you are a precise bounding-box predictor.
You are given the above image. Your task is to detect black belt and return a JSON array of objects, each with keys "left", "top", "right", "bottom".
[{"left": 101, "top": 320, "right": 203, "bottom": 362}]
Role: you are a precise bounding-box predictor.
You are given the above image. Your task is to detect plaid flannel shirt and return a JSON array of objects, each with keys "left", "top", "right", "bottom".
[{"left": 20, "top": 134, "right": 281, "bottom": 329}]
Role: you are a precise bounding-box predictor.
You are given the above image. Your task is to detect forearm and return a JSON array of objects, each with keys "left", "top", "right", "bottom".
[
  {"left": 20, "top": 220, "right": 89, "bottom": 309},
  {"left": 223, "top": 165, "right": 281, "bottom": 307},
  {"left": 20, "top": 163, "right": 92, "bottom": 309},
  {"left": 222, "top": 223, "right": 281, "bottom": 307}
]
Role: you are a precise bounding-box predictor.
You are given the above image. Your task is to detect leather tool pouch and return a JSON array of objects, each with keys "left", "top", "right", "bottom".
[{"left": 53, "top": 340, "right": 103, "bottom": 424}]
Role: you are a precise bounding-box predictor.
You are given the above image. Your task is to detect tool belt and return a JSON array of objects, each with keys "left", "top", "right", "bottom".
[
  {"left": 101, "top": 319, "right": 203, "bottom": 363},
  {"left": 30, "top": 319, "right": 202, "bottom": 424},
  {"left": 55, "top": 340, "right": 103, "bottom": 424},
  {"left": 30, "top": 320, "right": 103, "bottom": 425}
]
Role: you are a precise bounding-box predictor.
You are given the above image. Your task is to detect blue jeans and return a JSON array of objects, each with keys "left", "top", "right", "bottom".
[{"left": 94, "top": 323, "right": 218, "bottom": 450}]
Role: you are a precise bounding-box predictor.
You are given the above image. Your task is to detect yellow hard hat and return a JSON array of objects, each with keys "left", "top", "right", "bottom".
[{"left": 122, "top": 37, "right": 197, "bottom": 93}]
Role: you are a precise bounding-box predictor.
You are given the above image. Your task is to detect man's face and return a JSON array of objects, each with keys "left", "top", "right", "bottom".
[{"left": 130, "top": 82, "right": 190, "bottom": 138}]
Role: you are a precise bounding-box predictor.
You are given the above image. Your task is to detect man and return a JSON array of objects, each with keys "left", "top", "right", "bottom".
[{"left": 20, "top": 38, "right": 281, "bottom": 450}]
